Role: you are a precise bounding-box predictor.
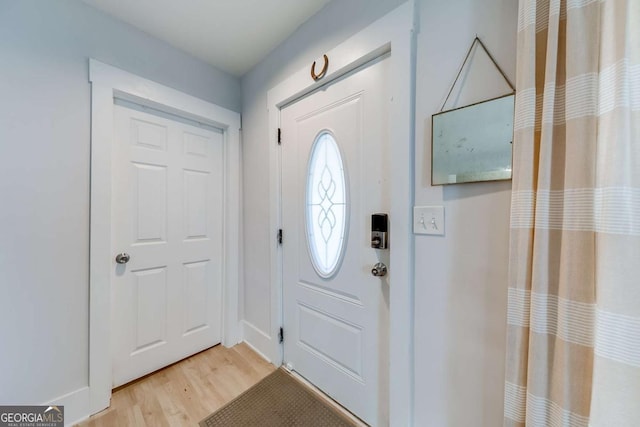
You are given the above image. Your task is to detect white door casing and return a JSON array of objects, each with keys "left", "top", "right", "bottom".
[
  {"left": 281, "top": 56, "right": 391, "bottom": 426},
  {"left": 89, "top": 59, "right": 241, "bottom": 414},
  {"left": 266, "top": 3, "right": 416, "bottom": 425},
  {"left": 111, "top": 102, "right": 224, "bottom": 387}
]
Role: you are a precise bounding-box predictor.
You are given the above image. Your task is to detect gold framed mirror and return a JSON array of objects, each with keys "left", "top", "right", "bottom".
[{"left": 431, "top": 93, "right": 514, "bottom": 185}]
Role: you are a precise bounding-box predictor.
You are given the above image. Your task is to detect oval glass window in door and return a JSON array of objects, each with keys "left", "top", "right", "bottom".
[{"left": 305, "top": 131, "right": 348, "bottom": 278}]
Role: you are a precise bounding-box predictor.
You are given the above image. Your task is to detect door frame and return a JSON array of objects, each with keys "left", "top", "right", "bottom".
[
  {"left": 88, "top": 59, "right": 241, "bottom": 414},
  {"left": 265, "top": 3, "right": 417, "bottom": 425}
]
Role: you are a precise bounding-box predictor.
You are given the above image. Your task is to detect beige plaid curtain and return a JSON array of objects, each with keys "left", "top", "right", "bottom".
[{"left": 505, "top": 0, "right": 640, "bottom": 426}]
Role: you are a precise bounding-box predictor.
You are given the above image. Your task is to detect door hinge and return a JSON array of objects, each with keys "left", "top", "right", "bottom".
[
  {"left": 277, "top": 229, "right": 283, "bottom": 245},
  {"left": 278, "top": 327, "right": 284, "bottom": 343},
  {"left": 277, "top": 128, "right": 282, "bottom": 145}
]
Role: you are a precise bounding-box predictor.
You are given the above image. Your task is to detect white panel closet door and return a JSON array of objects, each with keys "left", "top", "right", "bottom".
[
  {"left": 112, "top": 102, "right": 223, "bottom": 387},
  {"left": 281, "top": 56, "right": 391, "bottom": 426}
]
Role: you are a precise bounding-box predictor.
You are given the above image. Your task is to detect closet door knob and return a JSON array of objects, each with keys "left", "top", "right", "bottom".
[{"left": 115, "top": 253, "right": 130, "bottom": 264}]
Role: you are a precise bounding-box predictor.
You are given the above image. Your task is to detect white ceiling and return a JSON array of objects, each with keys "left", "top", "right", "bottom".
[{"left": 81, "top": 0, "right": 331, "bottom": 76}]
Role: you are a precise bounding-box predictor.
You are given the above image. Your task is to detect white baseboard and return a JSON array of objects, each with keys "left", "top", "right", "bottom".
[
  {"left": 47, "top": 324, "right": 272, "bottom": 426},
  {"left": 243, "top": 338, "right": 272, "bottom": 364},
  {"left": 241, "top": 320, "right": 275, "bottom": 363},
  {"left": 45, "top": 386, "right": 91, "bottom": 426}
]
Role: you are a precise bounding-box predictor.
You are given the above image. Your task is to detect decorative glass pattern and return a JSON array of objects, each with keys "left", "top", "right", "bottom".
[{"left": 306, "top": 132, "right": 348, "bottom": 278}]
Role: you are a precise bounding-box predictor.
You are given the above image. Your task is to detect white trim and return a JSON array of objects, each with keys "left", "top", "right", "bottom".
[
  {"left": 261, "top": 3, "right": 416, "bottom": 425},
  {"left": 88, "top": 59, "right": 241, "bottom": 416},
  {"left": 241, "top": 321, "right": 274, "bottom": 363},
  {"left": 44, "top": 386, "right": 90, "bottom": 427}
]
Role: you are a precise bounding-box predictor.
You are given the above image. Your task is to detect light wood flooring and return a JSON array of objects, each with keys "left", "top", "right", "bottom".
[{"left": 76, "top": 343, "right": 275, "bottom": 426}]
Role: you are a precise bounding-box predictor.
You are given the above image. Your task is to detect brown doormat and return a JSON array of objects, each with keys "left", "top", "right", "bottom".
[{"left": 199, "top": 368, "right": 359, "bottom": 427}]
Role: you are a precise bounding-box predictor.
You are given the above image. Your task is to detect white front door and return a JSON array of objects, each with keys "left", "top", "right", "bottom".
[
  {"left": 281, "top": 56, "right": 390, "bottom": 426},
  {"left": 111, "top": 101, "right": 224, "bottom": 387}
]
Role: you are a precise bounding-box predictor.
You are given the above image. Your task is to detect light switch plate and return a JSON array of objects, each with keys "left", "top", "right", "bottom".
[{"left": 414, "top": 206, "right": 445, "bottom": 235}]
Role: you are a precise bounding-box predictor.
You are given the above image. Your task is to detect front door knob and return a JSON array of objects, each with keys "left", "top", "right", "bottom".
[
  {"left": 371, "top": 262, "right": 387, "bottom": 277},
  {"left": 115, "top": 253, "right": 130, "bottom": 264}
]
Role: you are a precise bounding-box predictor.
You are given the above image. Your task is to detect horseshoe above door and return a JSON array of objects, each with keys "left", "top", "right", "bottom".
[{"left": 310, "top": 54, "right": 329, "bottom": 81}]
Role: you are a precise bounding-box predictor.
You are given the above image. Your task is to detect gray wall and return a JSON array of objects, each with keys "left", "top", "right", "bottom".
[
  {"left": 0, "top": 0, "right": 240, "bottom": 405},
  {"left": 240, "top": 0, "right": 405, "bottom": 350},
  {"left": 413, "top": 0, "right": 516, "bottom": 425}
]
